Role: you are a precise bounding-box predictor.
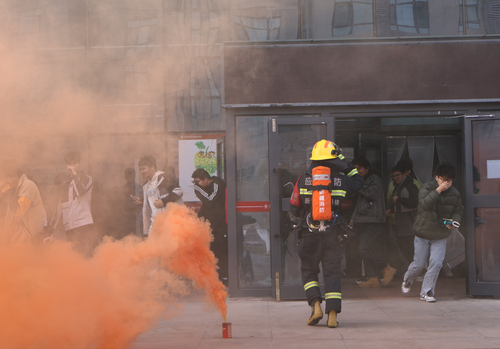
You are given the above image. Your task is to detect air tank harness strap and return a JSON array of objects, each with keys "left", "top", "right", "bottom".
[{"left": 312, "top": 185, "right": 330, "bottom": 191}]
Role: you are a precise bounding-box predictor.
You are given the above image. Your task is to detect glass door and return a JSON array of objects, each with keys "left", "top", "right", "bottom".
[
  {"left": 217, "top": 136, "right": 225, "bottom": 181},
  {"left": 465, "top": 115, "right": 500, "bottom": 296},
  {"left": 268, "top": 117, "right": 334, "bottom": 300},
  {"left": 359, "top": 134, "right": 387, "bottom": 190}
]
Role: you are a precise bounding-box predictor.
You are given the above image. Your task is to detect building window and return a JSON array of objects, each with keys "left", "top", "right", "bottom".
[
  {"left": 126, "top": 18, "right": 157, "bottom": 57},
  {"left": 390, "top": 0, "right": 429, "bottom": 34},
  {"left": 174, "top": 59, "right": 222, "bottom": 131},
  {"left": 14, "top": 8, "right": 42, "bottom": 34},
  {"left": 332, "top": 0, "right": 373, "bottom": 37},
  {"left": 175, "top": 0, "right": 221, "bottom": 57},
  {"left": 124, "top": 66, "right": 150, "bottom": 92},
  {"left": 208, "top": 5, "right": 220, "bottom": 44},
  {"left": 459, "top": 0, "right": 481, "bottom": 32},
  {"left": 232, "top": 8, "right": 281, "bottom": 40}
]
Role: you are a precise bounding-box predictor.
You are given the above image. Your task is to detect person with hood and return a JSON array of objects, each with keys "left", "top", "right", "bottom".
[
  {"left": 351, "top": 156, "right": 396, "bottom": 288},
  {"left": 401, "top": 161, "right": 462, "bottom": 302},
  {"left": 133, "top": 156, "right": 183, "bottom": 237},
  {"left": 290, "top": 140, "right": 363, "bottom": 328}
]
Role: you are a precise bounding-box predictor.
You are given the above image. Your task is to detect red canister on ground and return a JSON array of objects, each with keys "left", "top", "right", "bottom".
[{"left": 222, "top": 322, "right": 232, "bottom": 338}]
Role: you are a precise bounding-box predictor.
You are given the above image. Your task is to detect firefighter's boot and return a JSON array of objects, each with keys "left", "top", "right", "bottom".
[
  {"left": 327, "top": 310, "right": 338, "bottom": 328},
  {"left": 358, "top": 277, "right": 380, "bottom": 288},
  {"left": 307, "top": 299, "right": 323, "bottom": 326}
]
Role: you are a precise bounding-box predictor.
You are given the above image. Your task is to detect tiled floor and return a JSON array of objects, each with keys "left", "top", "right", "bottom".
[{"left": 131, "top": 277, "right": 500, "bottom": 349}]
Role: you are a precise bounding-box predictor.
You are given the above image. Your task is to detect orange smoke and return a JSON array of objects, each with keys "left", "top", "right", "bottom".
[
  {"left": 0, "top": 204, "right": 227, "bottom": 349},
  {"left": 152, "top": 204, "right": 227, "bottom": 320}
]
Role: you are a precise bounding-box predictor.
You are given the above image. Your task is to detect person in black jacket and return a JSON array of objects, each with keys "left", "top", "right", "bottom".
[
  {"left": 386, "top": 164, "right": 419, "bottom": 267},
  {"left": 192, "top": 168, "right": 227, "bottom": 282},
  {"left": 351, "top": 156, "right": 396, "bottom": 288},
  {"left": 290, "top": 140, "right": 364, "bottom": 328}
]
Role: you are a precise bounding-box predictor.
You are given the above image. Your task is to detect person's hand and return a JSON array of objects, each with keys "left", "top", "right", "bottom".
[
  {"left": 392, "top": 196, "right": 398, "bottom": 203},
  {"left": 66, "top": 165, "right": 78, "bottom": 176},
  {"left": 348, "top": 221, "right": 353, "bottom": 228},
  {"left": 154, "top": 199, "right": 164, "bottom": 208},
  {"left": 131, "top": 195, "right": 143, "bottom": 206},
  {"left": 446, "top": 224, "right": 454, "bottom": 229},
  {"left": 437, "top": 181, "right": 451, "bottom": 193},
  {"left": 386, "top": 209, "right": 392, "bottom": 216}
]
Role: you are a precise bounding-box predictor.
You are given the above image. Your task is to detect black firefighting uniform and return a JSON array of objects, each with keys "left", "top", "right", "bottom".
[{"left": 290, "top": 156, "right": 364, "bottom": 314}]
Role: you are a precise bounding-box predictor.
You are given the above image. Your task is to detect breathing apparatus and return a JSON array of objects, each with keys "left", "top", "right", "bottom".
[{"left": 305, "top": 140, "right": 343, "bottom": 232}]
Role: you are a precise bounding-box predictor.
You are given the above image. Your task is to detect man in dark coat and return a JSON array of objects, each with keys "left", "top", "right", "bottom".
[
  {"left": 351, "top": 156, "right": 396, "bottom": 288},
  {"left": 386, "top": 164, "right": 419, "bottom": 267}
]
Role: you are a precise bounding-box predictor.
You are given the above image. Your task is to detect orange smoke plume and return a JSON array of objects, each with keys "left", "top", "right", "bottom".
[
  {"left": 152, "top": 204, "right": 227, "bottom": 320},
  {"left": 0, "top": 204, "right": 227, "bottom": 349}
]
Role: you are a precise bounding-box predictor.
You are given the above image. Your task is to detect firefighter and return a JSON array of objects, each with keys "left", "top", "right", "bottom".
[{"left": 290, "top": 140, "right": 364, "bottom": 328}]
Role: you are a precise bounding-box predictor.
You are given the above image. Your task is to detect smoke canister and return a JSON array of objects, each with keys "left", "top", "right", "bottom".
[{"left": 222, "top": 322, "right": 232, "bottom": 338}]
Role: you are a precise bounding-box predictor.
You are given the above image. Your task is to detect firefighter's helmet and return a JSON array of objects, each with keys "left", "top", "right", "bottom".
[{"left": 310, "top": 140, "right": 341, "bottom": 160}]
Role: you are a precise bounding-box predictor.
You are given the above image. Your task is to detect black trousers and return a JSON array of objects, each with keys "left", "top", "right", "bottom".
[
  {"left": 298, "top": 227, "right": 343, "bottom": 314},
  {"left": 357, "top": 222, "right": 388, "bottom": 277},
  {"left": 211, "top": 224, "right": 228, "bottom": 280}
]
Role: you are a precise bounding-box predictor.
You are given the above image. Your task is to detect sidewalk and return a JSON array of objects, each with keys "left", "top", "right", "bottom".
[{"left": 131, "top": 277, "right": 500, "bottom": 349}]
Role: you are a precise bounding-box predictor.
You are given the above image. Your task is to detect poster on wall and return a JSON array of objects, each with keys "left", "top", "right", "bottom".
[{"left": 179, "top": 134, "right": 224, "bottom": 202}]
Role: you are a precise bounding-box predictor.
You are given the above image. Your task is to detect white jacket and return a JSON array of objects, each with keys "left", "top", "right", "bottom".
[
  {"left": 60, "top": 171, "right": 93, "bottom": 231},
  {"left": 142, "top": 171, "right": 183, "bottom": 236}
]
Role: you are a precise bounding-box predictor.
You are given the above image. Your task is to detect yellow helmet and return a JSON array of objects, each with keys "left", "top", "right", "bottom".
[{"left": 310, "top": 140, "right": 341, "bottom": 160}]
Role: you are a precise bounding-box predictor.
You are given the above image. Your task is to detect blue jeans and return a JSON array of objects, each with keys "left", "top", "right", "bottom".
[{"left": 404, "top": 236, "right": 447, "bottom": 297}]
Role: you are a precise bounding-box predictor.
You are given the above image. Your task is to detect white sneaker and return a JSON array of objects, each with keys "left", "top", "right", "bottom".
[
  {"left": 420, "top": 294, "right": 436, "bottom": 302},
  {"left": 401, "top": 280, "right": 411, "bottom": 294},
  {"left": 355, "top": 277, "right": 368, "bottom": 285}
]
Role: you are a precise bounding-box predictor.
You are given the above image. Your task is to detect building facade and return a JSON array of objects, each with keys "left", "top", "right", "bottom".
[{"left": 1, "top": 0, "right": 499, "bottom": 297}]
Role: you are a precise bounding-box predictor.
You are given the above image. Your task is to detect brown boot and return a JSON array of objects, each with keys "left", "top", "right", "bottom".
[
  {"left": 327, "top": 310, "right": 338, "bottom": 328},
  {"left": 381, "top": 265, "right": 397, "bottom": 286},
  {"left": 358, "top": 277, "right": 380, "bottom": 288},
  {"left": 307, "top": 299, "right": 323, "bottom": 326}
]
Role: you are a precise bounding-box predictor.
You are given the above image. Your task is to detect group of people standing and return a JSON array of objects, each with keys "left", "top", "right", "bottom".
[
  {"left": 2, "top": 141, "right": 463, "bottom": 328},
  {"left": 0, "top": 153, "right": 229, "bottom": 283},
  {"left": 1, "top": 151, "right": 94, "bottom": 255},
  {"left": 291, "top": 139, "right": 462, "bottom": 328},
  {"left": 131, "top": 156, "right": 228, "bottom": 282}
]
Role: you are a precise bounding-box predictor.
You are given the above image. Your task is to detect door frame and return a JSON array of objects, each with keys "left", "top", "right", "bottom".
[
  {"left": 268, "top": 117, "right": 334, "bottom": 300},
  {"left": 464, "top": 114, "right": 500, "bottom": 296},
  {"left": 225, "top": 104, "right": 500, "bottom": 298},
  {"left": 226, "top": 108, "right": 335, "bottom": 298},
  {"left": 217, "top": 136, "right": 226, "bottom": 181}
]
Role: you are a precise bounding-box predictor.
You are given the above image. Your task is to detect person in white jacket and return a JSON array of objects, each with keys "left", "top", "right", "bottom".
[
  {"left": 60, "top": 151, "right": 93, "bottom": 256},
  {"left": 132, "top": 156, "right": 183, "bottom": 237}
]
